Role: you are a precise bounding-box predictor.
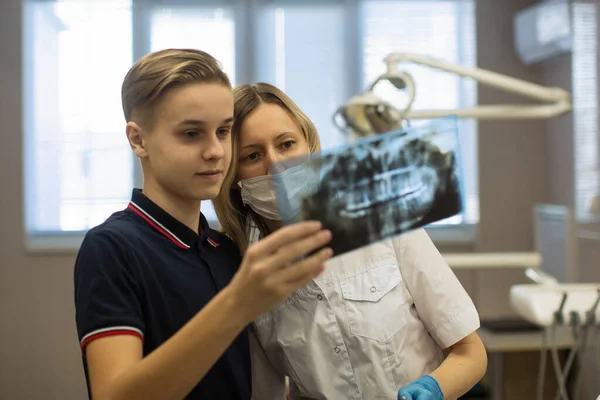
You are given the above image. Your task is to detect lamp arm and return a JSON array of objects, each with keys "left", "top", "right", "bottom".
[
  {"left": 406, "top": 103, "right": 572, "bottom": 120},
  {"left": 384, "top": 52, "right": 571, "bottom": 104}
]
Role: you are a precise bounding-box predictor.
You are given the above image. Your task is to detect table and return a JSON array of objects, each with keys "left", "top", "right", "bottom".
[{"left": 478, "top": 327, "right": 574, "bottom": 400}]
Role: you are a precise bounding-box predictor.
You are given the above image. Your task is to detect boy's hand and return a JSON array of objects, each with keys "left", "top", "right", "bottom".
[{"left": 227, "top": 221, "right": 333, "bottom": 321}]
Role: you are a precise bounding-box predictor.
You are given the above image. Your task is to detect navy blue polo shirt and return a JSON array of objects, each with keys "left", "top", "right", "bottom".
[{"left": 74, "top": 189, "right": 250, "bottom": 400}]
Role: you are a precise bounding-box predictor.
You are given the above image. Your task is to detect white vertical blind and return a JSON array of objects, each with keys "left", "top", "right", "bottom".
[
  {"left": 572, "top": 2, "right": 599, "bottom": 221},
  {"left": 254, "top": 2, "right": 348, "bottom": 151},
  {"left": 24, "top": 0, "right": 134, "bottom": 232},
  {"left": 150, "top": 6, "right": 236, "bottom": 84}
]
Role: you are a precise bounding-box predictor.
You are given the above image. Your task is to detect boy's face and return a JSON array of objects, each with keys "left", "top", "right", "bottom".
[{"left": 129, "top": 82, "right": 234, "bottom": 202}]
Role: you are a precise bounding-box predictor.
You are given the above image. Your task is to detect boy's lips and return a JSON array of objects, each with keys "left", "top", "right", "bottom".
[
  {"left": 196, "top": 169, "right": 223, "bottom": 175},
  {"left": 195, "top": 170, "right": 223, "bottom": 181}
]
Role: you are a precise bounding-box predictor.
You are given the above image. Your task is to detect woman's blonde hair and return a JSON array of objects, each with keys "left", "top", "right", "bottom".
[{"left": 213, "top": 82, "right": 321, "bottom": 254}]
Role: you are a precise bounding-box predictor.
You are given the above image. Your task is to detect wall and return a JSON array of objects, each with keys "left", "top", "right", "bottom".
[
  {"left": 462, "top": 0, "right": 549, "bottom": 319},
  {"left": 0, "top": 0, "right": 88, "bottom": 398},
  {"left": 0, "top": 0, "right": 563, "bottom": 398},
  {"left": 476, "top": 0, "right": 547, "bottom": 254},
  {"left": 542, "top": 54, "right": 575, "bottom": 206}
]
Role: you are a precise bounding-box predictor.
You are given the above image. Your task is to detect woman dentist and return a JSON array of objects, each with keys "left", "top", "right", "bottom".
[{"left": 213, "top": 82, "right": 487, "bottom": 400}]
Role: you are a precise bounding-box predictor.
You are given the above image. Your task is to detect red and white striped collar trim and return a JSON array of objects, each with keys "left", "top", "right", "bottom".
[{"left": 128, "top": 201, "right": 219, "bottom": 249}]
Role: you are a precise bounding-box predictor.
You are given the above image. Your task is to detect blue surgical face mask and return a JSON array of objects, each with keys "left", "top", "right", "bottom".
[{"left": 237, "top": 160, "right": 319, "bottom": 221}]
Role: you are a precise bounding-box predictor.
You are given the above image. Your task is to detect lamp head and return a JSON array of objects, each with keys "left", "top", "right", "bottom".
[{"left": 333, "top": 71, "right": 416, "bottom": 141}]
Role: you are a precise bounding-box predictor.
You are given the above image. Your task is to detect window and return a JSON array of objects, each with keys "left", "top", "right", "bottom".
[
  {"left": 23, "top": 0, "right": 478, "bottom": 251},
  {"left": 361, "top": 0, "right": 478, "bottom": 225},
  {"left": 23, "top": 0, "right": 134, "bottom": 236}
]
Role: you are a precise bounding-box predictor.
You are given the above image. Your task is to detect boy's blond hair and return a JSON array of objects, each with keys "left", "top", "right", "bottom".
[{"left": 121, "top": 48, "right": 231, "bottom": 126}]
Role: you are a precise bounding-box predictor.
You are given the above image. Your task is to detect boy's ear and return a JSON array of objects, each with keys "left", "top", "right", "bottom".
[{"left": 126, "top": 121, "right": 148, "bottom": 158}]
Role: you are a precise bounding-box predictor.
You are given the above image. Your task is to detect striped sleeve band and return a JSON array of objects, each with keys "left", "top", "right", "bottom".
[{"left": 80, "top": 326, "right": 144, "bottom": 352}]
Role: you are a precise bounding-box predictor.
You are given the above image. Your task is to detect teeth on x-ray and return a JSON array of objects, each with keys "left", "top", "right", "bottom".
[
  {"left": 273, "top": 117, "right": 463, "bottom": 256},
  {"left": 307, "top": 137, "right": 456, "bottom": 240}
]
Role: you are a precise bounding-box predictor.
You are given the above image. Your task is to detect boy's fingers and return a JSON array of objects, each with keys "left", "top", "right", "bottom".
[
  {"left": 264, "top": 230, "right": 332, "bottom": 269},
  {"left": 280, "top": 262, "right": 326, "bottom": 293},
  {"left": 249, "top": 221, "right": 323, "bottom": 257},
  {"left": 276, "top": 247, "right": 333, "bottom": 283}
]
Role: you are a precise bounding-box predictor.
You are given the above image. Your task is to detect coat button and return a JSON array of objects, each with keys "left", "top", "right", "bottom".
[
  {"left": 334, "top": 346, "right": 341, "bottom": 354},
  {"left": 370, "top": 286, "right": 377, "bottom": 292},
  {"left": 317, "top": 294, "right": 323, "bottom": 300}
]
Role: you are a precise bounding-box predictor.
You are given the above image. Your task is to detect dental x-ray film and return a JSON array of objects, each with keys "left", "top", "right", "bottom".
[{"left": 270, "top": 116, "right": 464, "bottom": 256}]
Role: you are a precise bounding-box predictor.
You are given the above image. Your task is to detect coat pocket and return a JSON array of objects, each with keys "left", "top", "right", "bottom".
[{"left": 340, "top": 263, "right": 409, "bottom": 342}]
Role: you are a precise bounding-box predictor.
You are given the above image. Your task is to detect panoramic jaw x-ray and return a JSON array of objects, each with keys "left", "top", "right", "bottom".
[{"left": 271, "top": 116, "right": 464, "bottom": 256}]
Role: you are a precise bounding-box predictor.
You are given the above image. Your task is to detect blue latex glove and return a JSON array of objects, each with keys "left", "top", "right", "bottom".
[{"left": 397, "top": 375, "right": 444, "bottom": 400}]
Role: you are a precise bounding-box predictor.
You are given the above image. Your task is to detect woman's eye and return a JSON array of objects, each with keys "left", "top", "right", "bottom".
[
  {"left": 244, "top": 152, "right": 259, "bottom": 162},
  {"left": 281, "top": 140, "right": 295, "bottom": 150}
]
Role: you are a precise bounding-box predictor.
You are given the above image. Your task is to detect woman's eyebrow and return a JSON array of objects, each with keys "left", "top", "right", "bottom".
[
  {"left": 274, "top": 132, "right": 299, "bottom": 140},
  {"left": 240, "top": 142, "right": 260, "bottom": 151},
  {"left": 240, "top": 131, "right": 299, "bottom": 151}
]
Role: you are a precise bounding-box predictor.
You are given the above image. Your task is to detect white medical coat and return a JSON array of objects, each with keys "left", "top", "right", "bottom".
[{"left": 249, "top": 228, "right": 480, "bottom": 400}]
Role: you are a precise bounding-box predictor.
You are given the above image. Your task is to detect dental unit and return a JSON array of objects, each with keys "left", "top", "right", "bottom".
[{"left": 510, "top": 273, "right": 600, "bottom": 400}]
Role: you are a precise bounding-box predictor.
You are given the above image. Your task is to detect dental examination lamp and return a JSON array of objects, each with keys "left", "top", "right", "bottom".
[
  {"left": 331, "top": 51, "right": 572, "bottom": 270},
  {"left": 333, "top": 52, "right": 572, "bottom": 137}
]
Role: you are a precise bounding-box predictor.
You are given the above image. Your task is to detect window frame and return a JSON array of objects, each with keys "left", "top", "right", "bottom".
[{"left": 23, "top": 0, "right": 478, "bottom": 254}]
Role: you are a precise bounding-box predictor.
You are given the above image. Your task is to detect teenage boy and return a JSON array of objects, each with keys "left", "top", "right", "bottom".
[{"left": 74, "top": 48, "right": 333, "bottom": 400}]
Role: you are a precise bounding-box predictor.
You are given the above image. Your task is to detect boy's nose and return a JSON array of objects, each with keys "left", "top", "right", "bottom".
[{"left": 203, "top": 135, "right": 226, "bottom": 160}]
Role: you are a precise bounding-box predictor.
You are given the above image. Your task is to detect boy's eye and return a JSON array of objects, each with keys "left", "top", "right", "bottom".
[
  {"left": 217, "top": 128, "right": 231, "bottom": 137},
  {"left": 184, "top": 130, "right": 199, "bottom": 139}
]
